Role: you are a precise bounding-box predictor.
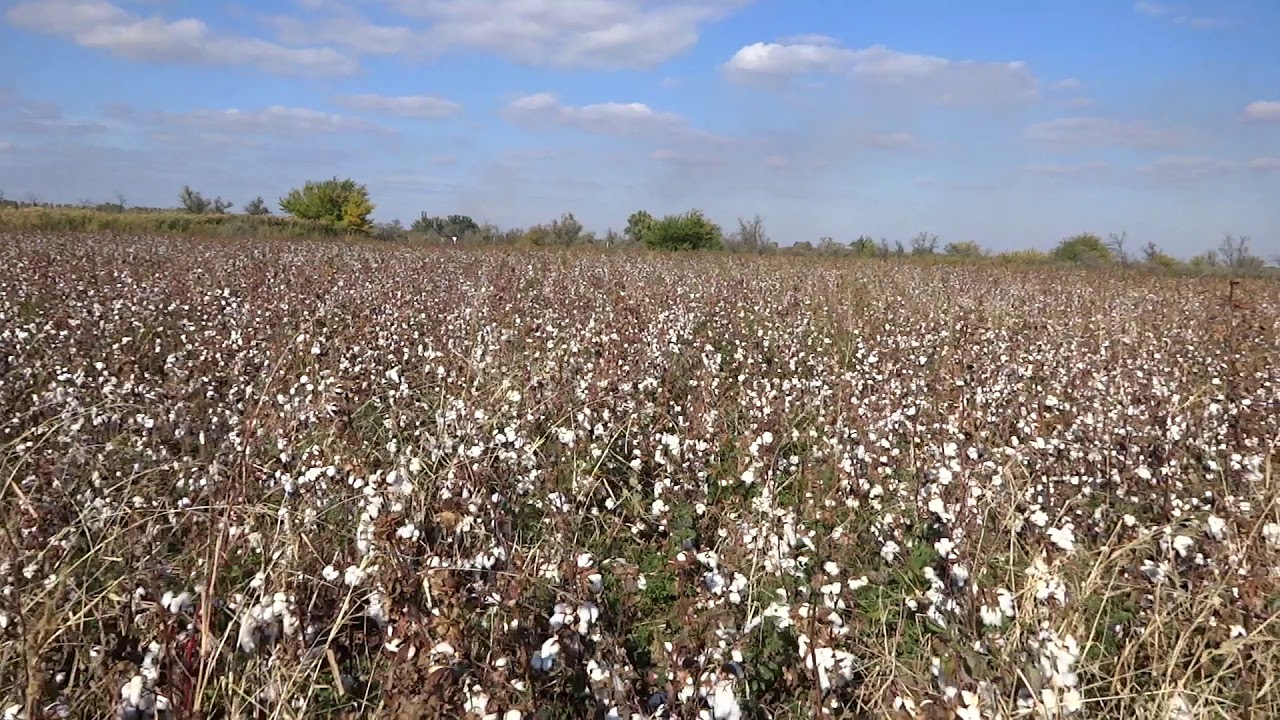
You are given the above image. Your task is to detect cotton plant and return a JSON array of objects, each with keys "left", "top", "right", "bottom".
[{"left": 2, "top": 232, "right": 1277, "bottom": 717}]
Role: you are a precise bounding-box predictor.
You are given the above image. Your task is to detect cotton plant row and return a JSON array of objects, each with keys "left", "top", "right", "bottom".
[{"left": 0, "top": 232, "right": 1276, "bottom": 719}]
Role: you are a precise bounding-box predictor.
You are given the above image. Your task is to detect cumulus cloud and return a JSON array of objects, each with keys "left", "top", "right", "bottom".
[
  {"left": 722, "top": 40, "right": 1038, "bottom": 104},
  {"left": 6, "top": 0, "right": 356, "bottom": 76},
  {"left": 334, "top": 94, "right": 462, "bottom": 119},
  {"left": 1242, "top": 101, "right": 1280, "bottom": 123},
  {"left": 264, "top": 12, "right": 414, "bottom": 55},
  {"left": 10, "top": 0, "right": 751, "bottom": 72},
  {"left": 378, "top": 0, "right": 747, "bottom": 69},
  {"left": 1024, "top": 116, "right": 1185, "bottom": 149},
  {"left": 502, "top": 93, "right": 709, "bottom": 139}
]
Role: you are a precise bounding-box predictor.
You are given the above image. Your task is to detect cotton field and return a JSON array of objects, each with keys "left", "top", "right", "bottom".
[{"left": 1, "top": 231, "right": 1277, "bottom": 719}]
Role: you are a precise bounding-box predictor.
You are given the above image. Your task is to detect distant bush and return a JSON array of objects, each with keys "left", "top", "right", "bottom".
[
  {"left": 997, "top": 249, "right": 1052, "bottom": 265},
  {"left": 179, "top": 185, "right": 232, "bottom": 215},
  {"left": 411, "top": 213, "right": 479, "bottom": 240},
  {"left": 279, "top": 177, "right": 375, "bottom": 233},
  {"left": 944, "top": 241, "right": 985, "bottom": 258},
  {"left": 244, "top": 196, "right": 271, "bottom": 216},
  {"left": 371, "top": 219, "right": 410, "bottom": 242},
  {"left": 642, "top": 210, "right": 723, "bottom": 251},
  {"left": 1052, "top": 233, "right": 1114, "bottom": 265}
]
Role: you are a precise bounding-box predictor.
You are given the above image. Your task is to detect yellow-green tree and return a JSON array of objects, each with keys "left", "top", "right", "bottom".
[{"left": 279, "top": 177, "right": 375, "bottom": 233}]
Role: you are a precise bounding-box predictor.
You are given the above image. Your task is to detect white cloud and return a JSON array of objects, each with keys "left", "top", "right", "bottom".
[
  {"left": 382, "top": 0, "right": 749, "bottom": 69},
  {"left": 120, "top": 105, "right": 380, "bottom": 135},
  {"left": 6, "top": 0, "right": 356, "bottom": 76},
  {"left": 335, "top": 94, "right": 462, "bottom": 119},
  {"left": 1140, "top": 155, "right": 1280, "bottom": 181},
  {"left": 503, "top": 93, "right": 703, "bottom": 139},
  {"left": 1242, "top": 100, "right": 1280, "bottom": 123},
  {"left": 10, "top": 0, "right": 752, "bottom": 72},
  {"left": 0, "top": 140, "right": 12, "bottom": 153},
  {"left": 722, "top": 40, "right": 1038, "bottom": 104},
  {"left": 1133, "top": 1, "right": 1168, "bottom": 16},
  {"left": 265, "top": 13, "right": 414, "bottom": 55},
  {"left": 1024, "top": 116, "right": 1184, "bottom": 149}
]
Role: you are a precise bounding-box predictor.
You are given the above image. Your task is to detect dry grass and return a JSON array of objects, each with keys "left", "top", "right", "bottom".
[{"left": 0, "top": 231, "right": 1277, "bottom": 719}]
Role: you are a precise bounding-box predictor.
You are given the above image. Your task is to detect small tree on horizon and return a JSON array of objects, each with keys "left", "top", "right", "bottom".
[
  {"left": 244, "top": 196, "right": 271, "bottom": 216},
  {"left": 279, "top": 177, "right": 375, "bottom": 233},
  {"left": 1052, "top": 232, "right": 1114, "bottom": 265},
  {"left": 179, "top": 185, "right": 230, "bottom": 214},
  {"left": 643, "top": 210, "right": 722, "bottom": 251},
  {"left": 625, "top": 210, "right": 655, "bottom": 245}
]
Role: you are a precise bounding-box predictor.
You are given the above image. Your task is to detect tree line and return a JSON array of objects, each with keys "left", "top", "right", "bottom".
[{"left": 0, "top": 180, "right": 1273, "bottom": 271}]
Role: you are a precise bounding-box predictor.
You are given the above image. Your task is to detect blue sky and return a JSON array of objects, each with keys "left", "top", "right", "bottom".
[{"left": 1, "top": 0, "right": 1277, "bottom": 256}]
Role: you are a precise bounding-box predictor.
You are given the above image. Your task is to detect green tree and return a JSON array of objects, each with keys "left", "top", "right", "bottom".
[
  {"left": 643, "top": 210, "right": 722, "bottom": 251},
  {"left": 279, "top": 177, "right": 375, "bottom": 232},
  {"left": 943, "top": 240, "right": 985, "bottom": 258},
  {"left": 549, "top": 212, "right": 586, "bottom": 245},
  {"left": 1140, "top": 241, "right": 1180, "bottom": 271},
  {"left": 848, "top": 235, "right": 879, "bottom": 257},
  {"left": 244, "top": 196, "right": 271, "bottom": 216},
  {"left": 179, "top": 185, "right": 231, "bottom": 214},
  {"left": 411, "top": 213, "right": 479, "bottom": 239},
  {"left": 910, "top": 231, "right": 939, "bottom": 255},
  {"left": 725, "top": 215, "right": 769, "bottom": 253},
  {"left": 1052, "top": 232, "right": 1114, "bottom": 264},
  {"left": 625, "top": 210, "right": 655, "bottom": 244}
]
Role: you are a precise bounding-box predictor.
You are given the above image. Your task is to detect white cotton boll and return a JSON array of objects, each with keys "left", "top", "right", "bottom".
[
  {"left": 576, "top": 603, "right": 600, "bottom": 634},
  {"left": 1048, "top": 525, "right": 1075, "bottom": 552},
  {"left": 934, "top": 537, "right": 956, "bottom": 557},
  {"left": 1172, "top": 535, "right": 1195, "bottom": 558},
  {"left": 237, "top": 612, "right": 260, "bottom": 653},
  {"left": 980, "top": 605, "right": 1004, "bottom": 627},
  {"left": 504, "top": 711, "right": 523, "bottom": 720},
  {"left": 711, "top": 680, "right": 741, "bottom": 720},
  {"left": 163, "top": 591, "right": 193, "bottom": 615},
  {"left": 531, "top": 637, "right": 560, "bottom": 671},
  {"left": 122, "top": 675, "right": 146, "bottom": 707},
  {"left": 344, "top": 565, "right": 365, "bottom": 586},
  {"left": 550, "top": 603, "right": 573, "bottom": 629},
  {"left": 880, "top": 540, "right": 900, "bottom": 563},
  {"left": 322, "top": 565, "right": 340, "bottom": 582},
  {"left": 1029, "top": 509, "right": 1049, "bottom": 527},
  {"left": 1205, "top": 515, "right": 1228, "bottom": 541}
]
